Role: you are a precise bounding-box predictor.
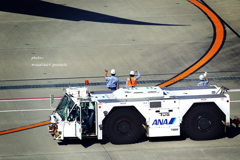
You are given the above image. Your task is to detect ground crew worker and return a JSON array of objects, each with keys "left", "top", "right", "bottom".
[
  {"left": 87, "top": 102, "right": 95, "bottom": 134},
  {"left": 198, "top": 72, "right": 209, "bottom": 86},
  {"left": 104, "top": 69, "right": 119, "bottom": 90},
  {"left": 126, "top": 70, "right": 141, "bottom": 88}
]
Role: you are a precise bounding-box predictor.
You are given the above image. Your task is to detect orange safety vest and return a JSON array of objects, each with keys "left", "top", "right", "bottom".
[{"left": 127, "top": 77, "right": 137, "bottom": 88}]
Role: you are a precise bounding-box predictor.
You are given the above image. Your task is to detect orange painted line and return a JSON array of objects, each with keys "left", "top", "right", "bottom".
[
  {"left": 158, "top": 0, "right": 224, "bottom": 87},
  {"left": 0, "top": 120, "right": 50, "bottom": 135}
]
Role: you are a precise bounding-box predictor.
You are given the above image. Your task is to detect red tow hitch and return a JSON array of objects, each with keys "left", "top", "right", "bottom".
[{"left": 231, "top": 116, "right": 240, "bottom": 128}]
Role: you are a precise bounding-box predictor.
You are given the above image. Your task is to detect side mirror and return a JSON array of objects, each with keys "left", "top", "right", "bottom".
[
  {"left": 51, "top": 94, "right": 54, "bottom": 104},
  {"left": 50, "top": 94, "right": 54, "bottom": 110}
]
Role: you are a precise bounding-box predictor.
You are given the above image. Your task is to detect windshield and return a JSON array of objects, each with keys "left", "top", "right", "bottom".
[
  {"left": 56, "top": 94, "right": 75, "bottom": 121},
  {"left": 56, "top": 94, "right": 69, "bottom": 111}
]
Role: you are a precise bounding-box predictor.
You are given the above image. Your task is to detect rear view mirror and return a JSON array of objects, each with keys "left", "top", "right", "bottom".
[{"left": 51, "top": 94, "right": 54, "bottom": 104}]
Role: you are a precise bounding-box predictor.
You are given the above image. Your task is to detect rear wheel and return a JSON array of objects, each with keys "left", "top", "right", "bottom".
[
  {"left": 104, "top": 108, "right": 145, "bottom": 144},
  {"left": 183, "top": 104, "right": 225, "bottom": 140}
]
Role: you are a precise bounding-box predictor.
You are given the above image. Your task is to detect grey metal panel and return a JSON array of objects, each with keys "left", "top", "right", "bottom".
[
  {"left": 150, "top": 102, "right": 161, "bottom": 108},
  {"left": 98, "top": 98, "right": 148, "bottom": 103},
  {"left": 90, "top": 90, "right": 114, "bottom": 95},
  {"left": 176, "top": 94, "right": 227, "bottom": 99},
  {"left": 161, "top": 86, "right": 217, "bottom": 91},
  {"left": 146, "top": 97, "right": 165, "bottom": 101},
  {"left": 147, "top": 94, "right": 227, "bottom": 100},
  {"left": 98, "top": 94, "right": 226, "bottom": 103}
]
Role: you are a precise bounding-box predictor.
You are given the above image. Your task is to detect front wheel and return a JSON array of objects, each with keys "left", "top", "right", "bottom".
[
  {"left": 183, "top": 104, "right": 225, "bottom": 140},
  {"left": 104, "top": 108, "right": 145, "bottom": 144}
]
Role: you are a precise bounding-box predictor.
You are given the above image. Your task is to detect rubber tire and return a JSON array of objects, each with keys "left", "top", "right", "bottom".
[
  {"left": 183, "top": 104, "right": 225, "bottom": 140},
  {"left": 104, "top": 108, "right": 145, "bottom": 144}
]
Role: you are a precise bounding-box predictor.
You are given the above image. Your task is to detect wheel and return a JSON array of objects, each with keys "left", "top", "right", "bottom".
[
  {"left": 104, "top": 108, "right": 145, "bottom": 144},
  {"left": 183, "top": 104, "right": 225, "bottom": 140}
]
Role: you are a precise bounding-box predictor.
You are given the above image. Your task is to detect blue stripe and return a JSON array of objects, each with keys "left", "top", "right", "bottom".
[
  {"left": 169, "top": 118, "right": 176, "bottom": 124},
  {"left": 1, "top": 76, "right": 239, "bottom": 90}
]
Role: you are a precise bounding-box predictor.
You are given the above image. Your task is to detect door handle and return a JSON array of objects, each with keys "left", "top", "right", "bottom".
[{"left": 155, "top": 110, "right": 160, "bottom": 113}]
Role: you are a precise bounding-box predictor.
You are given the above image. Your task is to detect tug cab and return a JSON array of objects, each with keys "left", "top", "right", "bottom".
[{"left": 51, "top": 93, "right": 97, "bottom": 140}]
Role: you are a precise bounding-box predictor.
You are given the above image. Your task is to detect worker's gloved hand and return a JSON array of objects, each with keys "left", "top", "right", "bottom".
[{"left": 204, "top": 72, "right": 207, "bottom": 77}]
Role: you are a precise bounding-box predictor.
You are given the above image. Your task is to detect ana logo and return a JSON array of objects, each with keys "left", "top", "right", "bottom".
[{"left": 152, "top": 118, "right": 176, "bottom": 125}]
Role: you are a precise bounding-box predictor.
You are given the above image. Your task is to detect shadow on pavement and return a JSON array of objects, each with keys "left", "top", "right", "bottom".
[
  {"left": 226, "top": 124, "right": 240, "bottom": 139},
  {"left": 0, "top": 0, "right": 188, "bottom": 26},
  {"left": 57, "top": 136, "right": 185, "bottom": 147},
  {"left": 55, "top": 124, "right": 240, "bottom": 147},
  {"left": 56, "top": 128, "right": 240, "bottom": 147},
  {"left": 58, "top": 138, "right": 101, "bottom": 148},
  {"left": 148, "top": 135, "right": 186, "bottom": 142}
]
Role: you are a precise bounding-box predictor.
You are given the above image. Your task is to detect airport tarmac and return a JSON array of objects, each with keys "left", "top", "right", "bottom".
[{"left": 0, "top": 0, "right": 240, "bottom": 159}]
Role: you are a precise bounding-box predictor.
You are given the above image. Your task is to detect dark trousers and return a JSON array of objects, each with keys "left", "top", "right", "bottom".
[{"left": 108, "top": 87, "right": 116, "bottom": 90}]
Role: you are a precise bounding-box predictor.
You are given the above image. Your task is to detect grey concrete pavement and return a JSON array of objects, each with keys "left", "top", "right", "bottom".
[
  {"left": 203, "top": 0, "right": 240, "bottom": 36},
  {"left": 0, "top": 0, "right": 240, "bottom": 160},
  {"left": 0, "top": 0, "right": 215, "bottom": 86}
]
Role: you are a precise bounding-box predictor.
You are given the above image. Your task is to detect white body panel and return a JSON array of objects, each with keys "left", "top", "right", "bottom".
[
  {"left": 76, "top": 122, "right": 82, "bottom": 139},
  {"left": 63, "top": 121, "right": 75, "bottom": 137},
  {"left": 162, "top": 85, "right": 220, "bottom": 95}
]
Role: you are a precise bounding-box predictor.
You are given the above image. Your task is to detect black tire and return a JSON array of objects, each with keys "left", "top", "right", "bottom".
[
  {"left": 104, "top": 108, "right": 145, "bottom": 144},
  {"left": 183, "top": 104, "right": 225, "bottom": 140}
]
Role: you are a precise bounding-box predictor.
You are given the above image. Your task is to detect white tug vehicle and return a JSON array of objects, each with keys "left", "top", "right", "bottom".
[{"left": 49, "top": 85, "right": 230, "bottom": 144}]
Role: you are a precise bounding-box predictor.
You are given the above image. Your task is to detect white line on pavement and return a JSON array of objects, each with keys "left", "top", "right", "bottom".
[
  {"left": 231, "top": 100, "right": 240, "bottom": 103},
  {"left": 0, "top": 108, "right": 56, "bottom": 113}
]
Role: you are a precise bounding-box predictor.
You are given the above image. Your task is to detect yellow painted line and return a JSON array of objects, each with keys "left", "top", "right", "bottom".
[
  {"left": 0, "top": 121, "right": 50, "bottom": 135},
  {"left": 158, "top": 0, "right": 225, "bottom": 87}
]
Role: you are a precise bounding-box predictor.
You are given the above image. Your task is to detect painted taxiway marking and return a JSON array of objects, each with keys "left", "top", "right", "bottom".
[
  {"left": 0, "top": 97, "right": 59, "bottom": 135},
  {"left": 0, "top": 121, "right": 51, "bottom": 135},
  {"left": 0, "top": 97, "right": 63, "bottom": 102},
  {"left": 229, "top": 89, "right": 240, "bottom": 92},
  {"left": 158, "top": 0, "right": 225, "bottom": 87},
  {"left": 0, "top": 109, "right": 55, "bottom": 113},
  {"left": 231, "top": 100, "right": 240, "bottom": 103}
]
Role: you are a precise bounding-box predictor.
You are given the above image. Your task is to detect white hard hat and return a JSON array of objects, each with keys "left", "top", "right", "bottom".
[
  {"left": 130, "top": 71, "right": 135, "bottom": 76},
  {"left": 111, "top": 69, "right": 116, "bottom": 74},
  {"left": 199, "top": 75, "right": 204, "bottom": 80}
]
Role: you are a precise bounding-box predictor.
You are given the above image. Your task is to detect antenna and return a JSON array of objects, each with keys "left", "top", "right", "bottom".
[{"left": 69, "top": 78, "right": 70, "bottom": 88}]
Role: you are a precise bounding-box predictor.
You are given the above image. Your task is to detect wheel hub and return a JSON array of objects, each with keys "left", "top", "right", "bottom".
[
  {"left": 117, "top": 121, "right": 131, "bottom": 134},
  {"left": 197, "top": 117, "right": 211, "bottom": 131}
]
